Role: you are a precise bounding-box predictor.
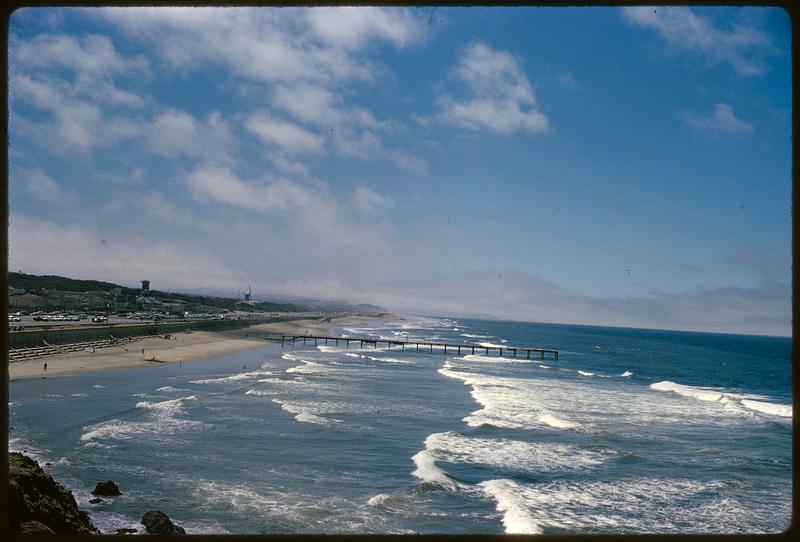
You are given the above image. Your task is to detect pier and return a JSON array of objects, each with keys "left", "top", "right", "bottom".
[{"left": 235, "top": 332, "right": 559, "bottom": 360}]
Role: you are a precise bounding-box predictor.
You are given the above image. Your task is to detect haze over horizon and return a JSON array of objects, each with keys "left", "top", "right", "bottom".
[{"left": 7, "top": 6, "right": 791, "bottom": 337}]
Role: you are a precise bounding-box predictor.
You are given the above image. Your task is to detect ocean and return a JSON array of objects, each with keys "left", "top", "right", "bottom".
[{"left": 8, "top": 317, "right": 793, "bottom": 534}]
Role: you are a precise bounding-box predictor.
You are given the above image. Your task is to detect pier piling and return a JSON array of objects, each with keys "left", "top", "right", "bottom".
[{"left": 247, "top": 332, "right": 558, "bottom": 361}]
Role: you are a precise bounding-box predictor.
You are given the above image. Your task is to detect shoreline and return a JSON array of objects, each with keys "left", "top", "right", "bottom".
[{"left": 8, "top": 314, "right": 398, "bottom": 382}]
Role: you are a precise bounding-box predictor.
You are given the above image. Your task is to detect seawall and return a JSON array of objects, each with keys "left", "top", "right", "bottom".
[{"left": 7, "top": 317, "right": 299, "bottom": 349}]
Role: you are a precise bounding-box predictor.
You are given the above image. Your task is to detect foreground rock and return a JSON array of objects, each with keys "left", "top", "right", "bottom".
[
  {"left": 8, "top": 452, "right": 100, "bottom": 534},
  {"left": 92, "top": 480, "right": 121, "bottom": 496},
  {"left": 141, "top": 511, "right": 186, "bottom": 535}
]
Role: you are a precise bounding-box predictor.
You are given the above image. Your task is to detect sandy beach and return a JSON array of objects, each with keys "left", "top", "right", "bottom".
[
  {"left": 247, "top": 313, "right": 397, "bottom": 336},
  {"left": 8, "top": 314, "right": 397, "bottom": 381}
]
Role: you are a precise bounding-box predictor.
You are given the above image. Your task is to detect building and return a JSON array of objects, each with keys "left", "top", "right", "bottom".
[
  {"left": 8, "top": 293, "right": 48, "bottom": 309},
  {"left": 161, "top": 300, "right": 188, "bottom": 314}
]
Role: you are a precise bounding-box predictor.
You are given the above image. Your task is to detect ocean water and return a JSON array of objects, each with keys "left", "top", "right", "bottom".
[{"left": 8, "top": 317, "right": 792, "bottom": 534}]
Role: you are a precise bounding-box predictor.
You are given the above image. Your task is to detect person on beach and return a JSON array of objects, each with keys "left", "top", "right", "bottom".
[{"left": 43, "top": 362, "right": 47, "bottom": 372}]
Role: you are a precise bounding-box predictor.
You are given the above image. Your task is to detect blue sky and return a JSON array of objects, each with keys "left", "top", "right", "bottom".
[{"left": 7, "top": 6, "right": 792, "bottom": 336}]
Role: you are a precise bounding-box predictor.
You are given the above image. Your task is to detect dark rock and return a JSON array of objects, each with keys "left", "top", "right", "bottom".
[
  {"left": 116, "top": 527, "right": 138, "bottom": 535},
  {"left": 92, "top": 480, "right": 121, "bottom": 496},
  {"left": 141, "top": 511, "right": 186, "bottom": 535},
  {"left": 8, "top": 452, "right": 100, "bottom": 534},
  {"left": 45, "top": 462, "right": 52, "bottom": 466},
  {"left": 18, "top": 520, "right": 56, "bottom": 534},
  {"left": 89, "top": 498, "right": 102, "bottom": 504}
]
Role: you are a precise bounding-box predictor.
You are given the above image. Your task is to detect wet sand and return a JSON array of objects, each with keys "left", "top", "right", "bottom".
[{"left": 8, "top": 314, "right": 396, "bottom": 381}]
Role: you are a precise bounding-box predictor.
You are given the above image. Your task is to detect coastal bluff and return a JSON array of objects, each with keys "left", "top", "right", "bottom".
[{"left": 7, "top": 452, "right": 100, "bottom": 534}]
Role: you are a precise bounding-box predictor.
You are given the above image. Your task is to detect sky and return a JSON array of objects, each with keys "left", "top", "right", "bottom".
[{"left": 6, "top": 6, "right": 792, "bottom": 336}]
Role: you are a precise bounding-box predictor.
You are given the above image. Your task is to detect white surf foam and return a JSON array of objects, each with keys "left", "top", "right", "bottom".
[
  {"left": 650, "top": 381, "right": 724, "bottom": 402},
  {"left": 156, "top": 386, "right": 186, "bottom": 393},
  {"left": 461, "top": 333, "right": 493, "bottom": 339},
  {"left": 190, "top": 370, "right": 273, "bottom": 384},
  {"left": 81, "top": 395, "right": 203, "bottom": 446},
  {"left": 423, "top": 432, "right": 610, "bottom": 473},
  {"left": 80, "top": 420, "right": 140, "bottom": 444},
  {"left": 479, "top": 479, "right": 542, "bottom": 534},
  {"left": 621, "top": 371, "right": 634, "bottom": 377},
  {"left": 461, "top": 354, "right": 525, "bottom": 364},
  {"left": 281, "top": 352, "right": 306, "bottom": 361},
  {"left": 651, "top": 380, "right": 792, "bottom": 422},
  {"left": 539, "top": 413, "right": 580, "bottom": 429},
  {"left": 93, "top": 385, "right": 107, "bottom": 389},
  {"left": 285, "top": 360, "right": 332, "bottom": 375},
  {"left": 367, "top": 493, "right": 407, "bottom": 507},
  {"left": 317, "top": 344, "right": 387, "bottom": 353},
  {"left": 272, "top": 399, "right": 338, "bottom": 426},
  {"left": 245, "top": 389, "right": 270, "bottom": 396},
  {"left": 479, "top": 476, "right": 784, "bottom": 534},
  {"left": 438, "top": 367, "right": 580, "bottom": 431},
  {"left": 136, "top": 395, "right": 197, "bottom": 414},
  {"left": 193, "top": 480, "right": 289, "bottom": 518},
  {"left": 479, "top": 341, "right": 508, "bottom": 349},
  {"left": 578, "top": 370, "right": 595, "bottom": 377},
  {"left": 410, "top": 449, "right": 457, "bottom": 489},
  {"left": 539, "top": 364, "right": 552, "bottom": 369},
  {"left": 740, "top": 399, "right": 792, "bottom": 418},
  {"left": 366, "top": 356, "right": 413, "bottom": 364}
]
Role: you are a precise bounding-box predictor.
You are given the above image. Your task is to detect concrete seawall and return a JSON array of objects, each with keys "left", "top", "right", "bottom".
[{"left": 7, "top": 317, "right": 297, "bottom": 349}]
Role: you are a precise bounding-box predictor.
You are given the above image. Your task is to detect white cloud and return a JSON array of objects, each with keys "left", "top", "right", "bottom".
[
  {"left": 362, "top": 269, "right": 791, "bottom": 337},
  {"left": 682, "top": 103, "right": 753, "bottom": 136},
  {"left": 10, "top": 32, "right": 148, "bottom": 108},
  {"left": 8, "top": 31, "right": 149, "bottom": 153},
  {"left": 184, "top": 166, "right": 395, "bottom": 256},
  {"left": 271, "top": 82, "right": 386, "bottom": 157},
  {"left": 96, "top": 7, "right": 427, "bottom": 173},
  {"left": 12, "top": 32, "right": 149, "bottom": 76},
  {"left": 433, "top": 42, "right": 550, "bottom": 134},
  {"left": 186, "top": 166, "right": 313, "bottom": 212},
  {"left": 353, "top": 184, "right": 394, "bottom": 215},
  {"left": 137, "top": 190, "right": 216, "bottom": 233},
  {"left": 306, "top": 7, "right": 423, "bottom": 50},
  {"left": 96, "top": 7, "right": 420, "bottom": 86},
  {"left": 268, "top": 154, "right": 311, "bottom": 177},
  {"left": 8, "top": 214, "right": 242, "bottom": 291},
  {"left": 623, "top": 6, "right": 774, "bottom": 76},
  {"left": 10, "top": 74, "right": 114, "bottom": 152},
  {"left": 148, "top": 109, "right": 236, "bottom": 162},
  {"left": 246, "top": 112, "right": 326, "bottom": 155},
  {"left": 15, "top": 167, "right": 76, "bottom": 202}
]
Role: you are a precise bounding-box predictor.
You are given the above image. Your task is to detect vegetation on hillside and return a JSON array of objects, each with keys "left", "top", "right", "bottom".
[{"left": 8, "top": 272, "right": 307, "bottom": 313}]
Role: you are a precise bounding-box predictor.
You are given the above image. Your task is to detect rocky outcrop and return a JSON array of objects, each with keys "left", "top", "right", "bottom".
[
  {"left": 92, "top": 480, "right": 121, "bottom": 496},
  {"left": 8, "top": 452, "right": 100, "bottom": 534},
  {"left": 141, "top": 510, "right": 186, "bottom": 535}
]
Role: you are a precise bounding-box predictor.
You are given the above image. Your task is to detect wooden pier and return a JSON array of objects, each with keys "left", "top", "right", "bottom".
[{"left": 234, "top": 332, "right": 559, "bottom": 361}]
